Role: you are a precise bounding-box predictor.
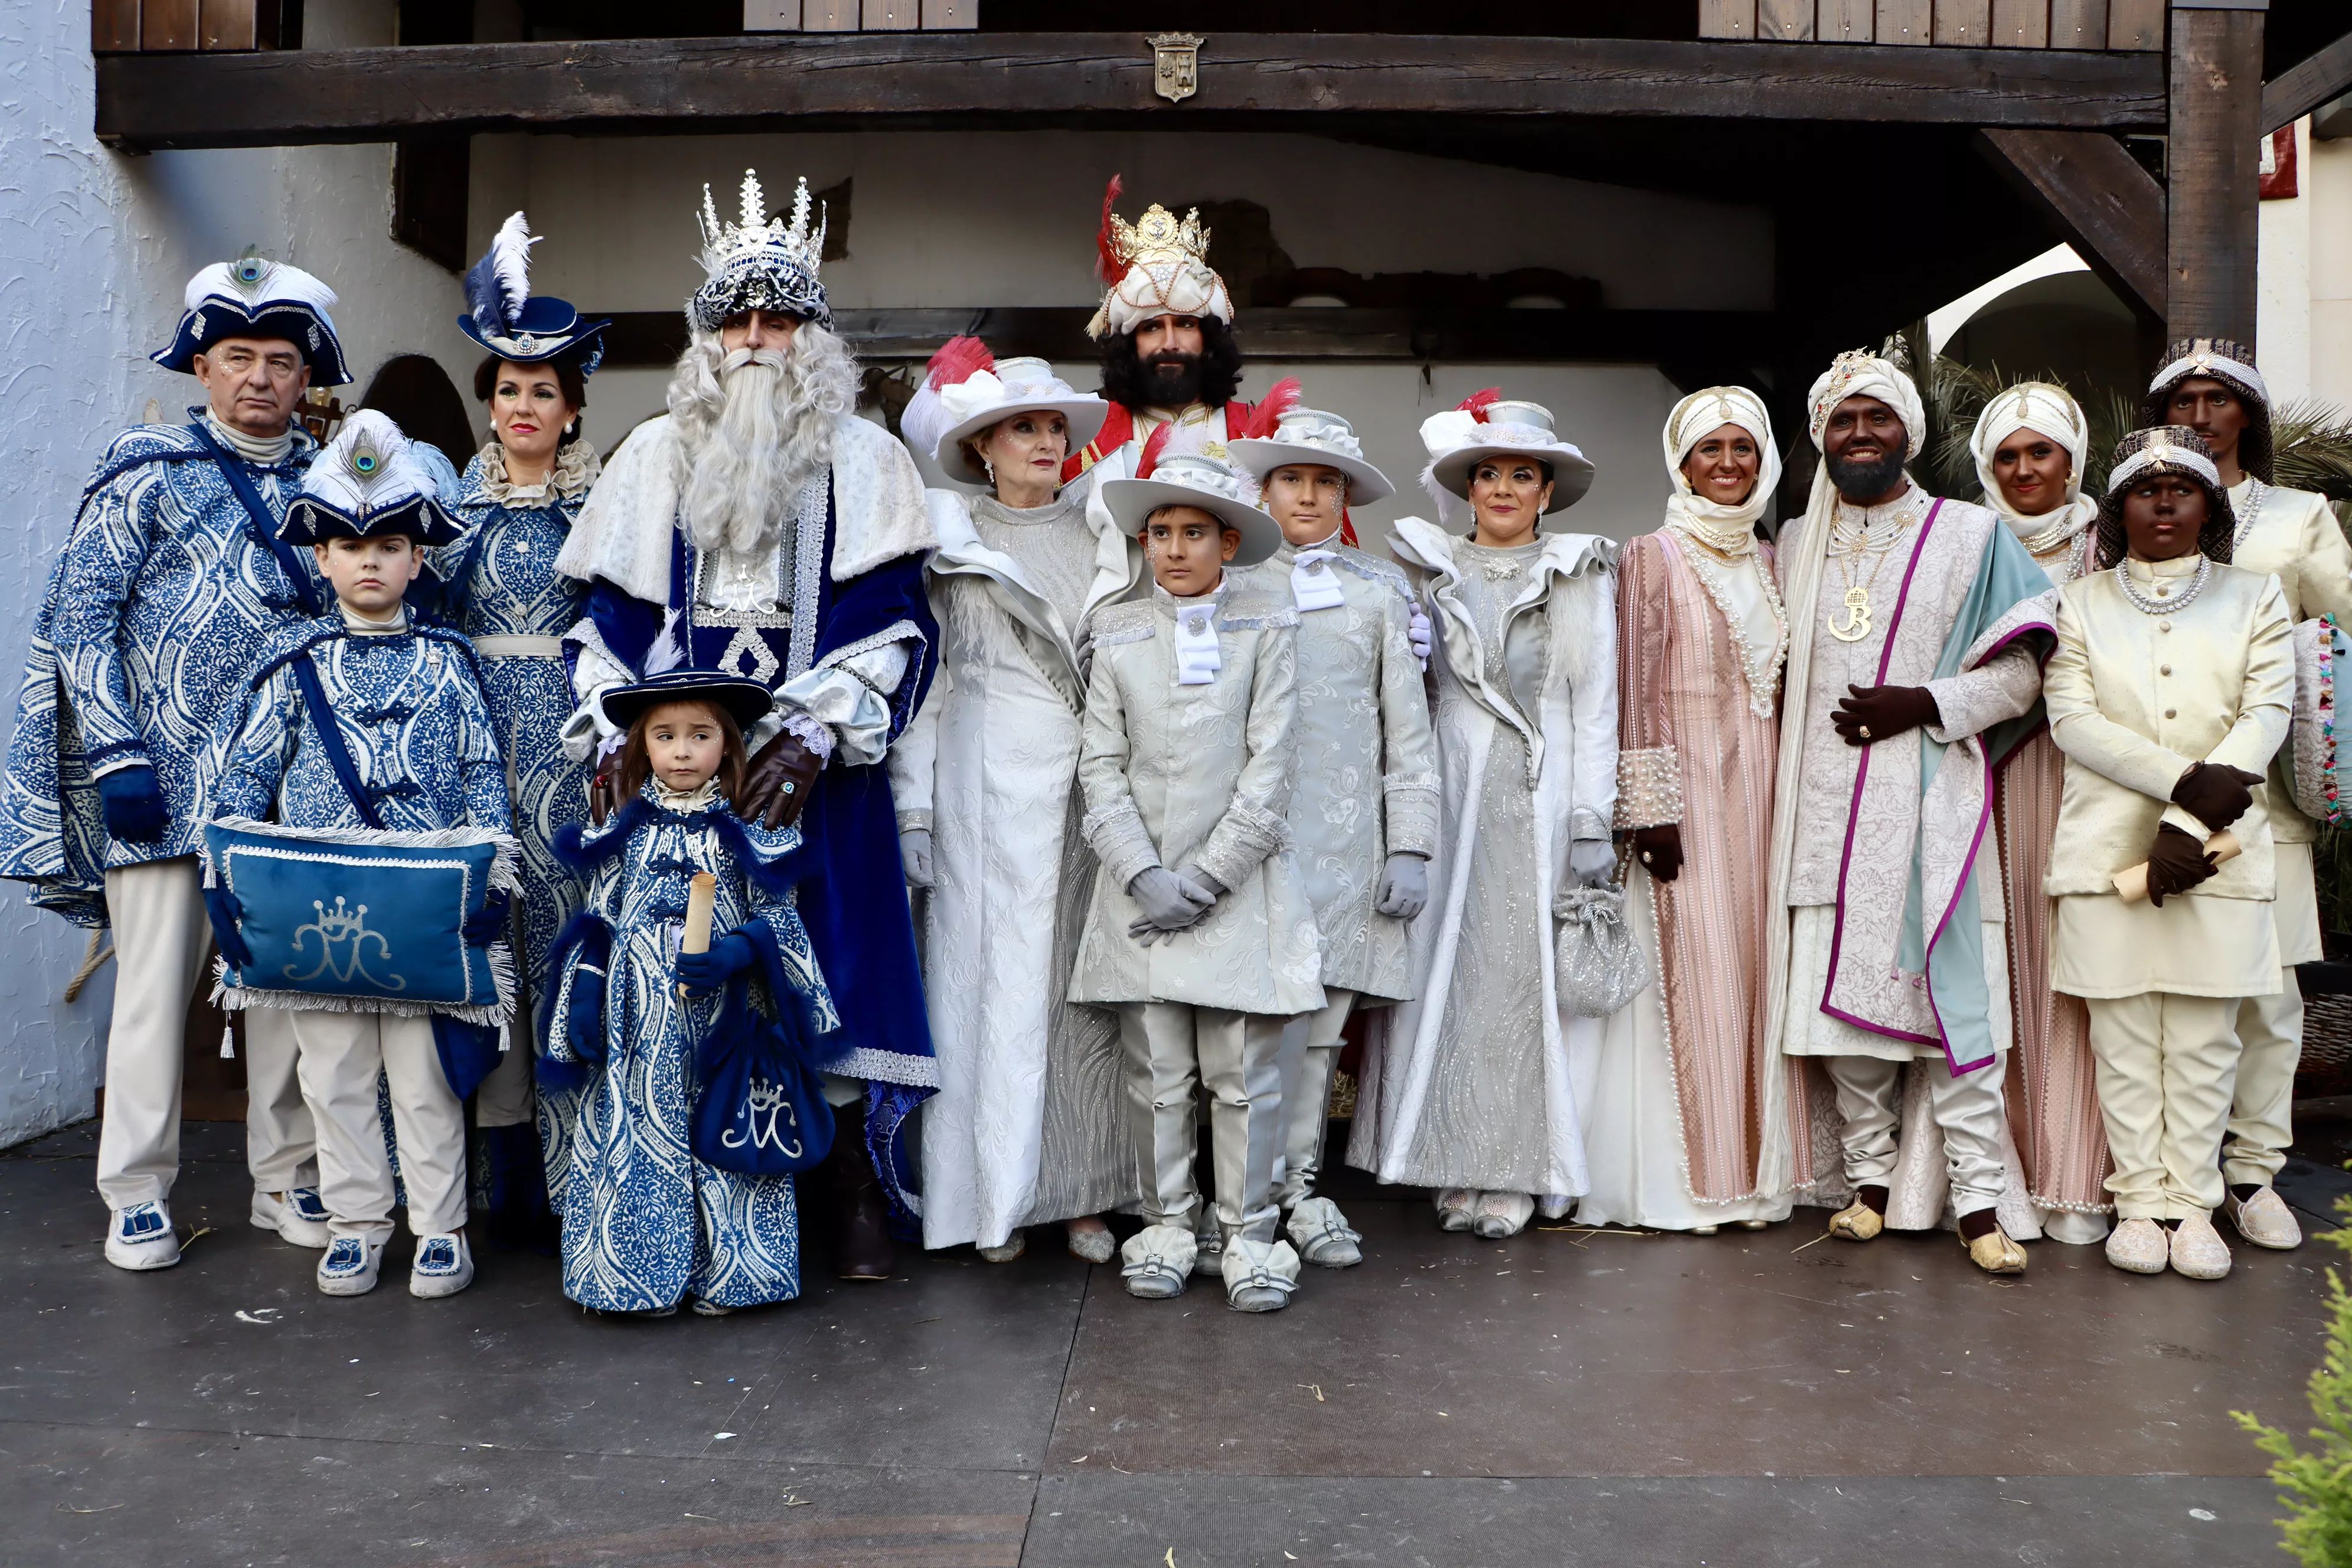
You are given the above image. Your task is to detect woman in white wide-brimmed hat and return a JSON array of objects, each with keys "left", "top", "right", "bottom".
[
  {"left": 1580, "top": 386, "right": 1801, "bottom": 1235},
  {"left": 1347, "top": 391, "right": 1619, "bottom": 1239},
  {"left": 888, "top": 338, "right": 1139, "bottom": 1265},
  {"left": 1966, "top": 383, "right": 2113, "bottom": 1247}
]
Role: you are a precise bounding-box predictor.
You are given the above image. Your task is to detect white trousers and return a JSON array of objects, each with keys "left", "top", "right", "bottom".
[
  {"left": 1275, "top": 989, "right": 1355, "bottom": 1208},
  {"left": 97, "top": 858, "right": 314, "bottom": 1209},
  {"left": 2089, "top": 992, "right": 2242, "bottom": 1220},
  {"left": 1117, "top": 1002, "right": 1289, "bottom": 1242},
  {"left": 2226, "top": 985, "right": 2300, "bottom": 1189},
  {"left": 1824, "top": 1053, "right": 2008, "bottom": 1218},
  {"left": 290, "top": 1008, "right": 467, "bottom": 1242}
]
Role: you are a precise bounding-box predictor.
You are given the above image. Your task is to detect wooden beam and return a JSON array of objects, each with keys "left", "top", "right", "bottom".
[
  {"left": 1976, "top": 127, "right": 2164, "bottom": 319},
  {"left": 2168, "top": 5, "right": 2264, "bottom": 345},
  {"left": 594, "top": 304, "right": 1783, "bottom": 370},
  {"left": 2263, "top": 29, "right": 2352, "bottom": 133},
  {"left": 92, "top": 32, "right": 2169, "bottom": 149}
]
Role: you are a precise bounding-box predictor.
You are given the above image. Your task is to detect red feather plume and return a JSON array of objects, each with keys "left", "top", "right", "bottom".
[
  {"left": 923, "top": 335, "right": 995, "bottom": 391},
  {"left": 1135, "top": 417, "right": 1175, "bottom": 481},
  {"left": 1458, "top": 387, "right": 1502, "bottom": 423},
  {"left": 1236, "top": 377, "right": 1302, "bottom": 442},
  {"left": 1094, "top": 174, "right": 1128, "bottom": 284}
]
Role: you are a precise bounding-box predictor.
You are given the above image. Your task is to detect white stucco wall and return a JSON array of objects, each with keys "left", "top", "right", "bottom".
[
  {"left": 0, "top": 0, "right": 466, "bottom": 1146},
  {"left": 2260, "top": 117, "right": 2352, "bottom": 416}
]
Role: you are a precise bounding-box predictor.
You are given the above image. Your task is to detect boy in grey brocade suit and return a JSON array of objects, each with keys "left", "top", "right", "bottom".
[
  {"left": 1229, "top": 406, "right": 1439, "bottom": 1270},
  {"left": 1070, "top": 452, "right": 1325, "bottom": 1314}
]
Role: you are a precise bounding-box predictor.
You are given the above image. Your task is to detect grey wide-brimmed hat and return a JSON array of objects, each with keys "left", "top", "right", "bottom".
[
  {"left": 1422, "top": 398, "right": 1596, "bottom": 513},
  {"left": 1098, "top": 453, "right": 1282, "bottom": 567},
  {"left": 1227, "top": 406, "right": 1395, "bottom": 505}
]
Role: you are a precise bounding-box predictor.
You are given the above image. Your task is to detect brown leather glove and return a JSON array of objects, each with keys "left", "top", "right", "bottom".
[
  {"left": 1630, "top": 824, "right": 1684, "bottom": 883},
  {"left": 2171, "top": 760, "right": 2266, "bottom": 833},
  {"left": 1832, "top": 684, "right": 1942, "bottom": 747},
  {"left": 737, "top": 726, "right": 827, "bottom": 830},
  {"left": 2145, "top": 822, "right": 2218, "bottom": 908},
  {"left": 586, "top": 759, "right": 624, "bottom": 828}
]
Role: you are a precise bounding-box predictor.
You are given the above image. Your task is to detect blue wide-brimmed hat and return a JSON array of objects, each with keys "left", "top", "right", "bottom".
[
  {"left": 152, "top": 252, "right": 351, "bottom": 387},
  {"left": 280, "top": 410, "right": 463, "bottom": 547},
  {"left": 599, "top": 671, "right": 775, "bottom": 734},
  {"left": 457, "top": 212, "right": 609, "bottom": 374}
]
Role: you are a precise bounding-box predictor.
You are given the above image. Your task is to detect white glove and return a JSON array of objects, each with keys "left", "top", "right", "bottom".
[
  {"left": 900, "top": 828, "right": 933, "bottom": 889},
  {"left": 1567, "top": 837, "right": 1617, "bottom": 887},
  {"left": 1407, "top": 605, "right": 1433, "bottom": 669},
  {"left": 1128, "top": 866, "right": 1214, "bottom": 946},
  {"left": 1374, "top": 852, "right": 1429, "bottom": 920}
]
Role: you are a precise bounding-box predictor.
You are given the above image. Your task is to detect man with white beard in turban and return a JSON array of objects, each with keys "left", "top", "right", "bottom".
[
  {"left": 555, "top": 171, "right": 938, "bottom": 1282},
  {"left": 1763, "top": 351, "right": 2056, "bottom": 1276}
]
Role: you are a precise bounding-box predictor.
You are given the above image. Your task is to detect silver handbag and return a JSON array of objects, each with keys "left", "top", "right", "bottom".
[{"left": 1553, "top": 851, "right": 1649, "bottom": 1018}]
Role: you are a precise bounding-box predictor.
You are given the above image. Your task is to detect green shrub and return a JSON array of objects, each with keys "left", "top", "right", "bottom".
[{"left": 2238, "top": 1200, "right": 2352, "bottom": 1566}]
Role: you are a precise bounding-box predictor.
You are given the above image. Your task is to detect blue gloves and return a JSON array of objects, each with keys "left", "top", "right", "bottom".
[
  {"left": 462, "top": 890, "right": 511, "bottom": 946},
  {"left": 96, "top": 765, "right": 168, "bottom": 845},
  {"left": 202, "top": 883, "right": 253, "bottom": 971},
  {"left": 675, "top": 930, "right": 756, "bottom": 997},
  {"left": 567, "top": 971, "right": 605, "bottom": 1057}
]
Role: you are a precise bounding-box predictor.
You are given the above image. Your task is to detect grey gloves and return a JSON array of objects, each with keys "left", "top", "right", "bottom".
[
  {"left": 1128, "top": 865, "right": 1224, "bottom": 946},
  {"left": 900, "top": 828, "right": 934, "bottom": 889},
  {"left": 1374, "top": 852, "right": 1429, "bottom": 920},
  {"left": 1567, "top": 837, "right": 1618, "bottom": 887}
]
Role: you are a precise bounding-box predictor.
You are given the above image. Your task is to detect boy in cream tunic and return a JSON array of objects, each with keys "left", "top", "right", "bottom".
[
  {"left": 2141, "top": 337, "right": 2348, "bottom": 1250},
  {"left": 1072, "top": 450, "right": 1324, "bottom": 1312},
  {"left": 1229, "top": 405, "right": 1439, "bottom": 1269},
  {"left": 2045, "top": 429, "right": 2292, "bottom": 1282}
]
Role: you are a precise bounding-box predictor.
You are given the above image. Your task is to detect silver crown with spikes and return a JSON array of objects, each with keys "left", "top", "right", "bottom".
[{"left": 688, "top": 169, "right": 831, "bottom": 334}]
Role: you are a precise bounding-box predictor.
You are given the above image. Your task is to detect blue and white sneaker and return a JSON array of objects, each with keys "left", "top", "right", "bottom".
[
  {"left": 316, "top": 1235, "right": 385, "bottom": 1296},
  {"left": 250, "top": 1187, "right": 332, "bottom": 1249},
  {"left": 408, "top": 1233, "right": 473, "bottom": 1299},
  {"left": 104, "top": 1201, "right": 181, "bottom": 1272}
]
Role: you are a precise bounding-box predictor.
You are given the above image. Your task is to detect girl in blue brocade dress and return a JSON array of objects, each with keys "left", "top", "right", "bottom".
[{"left": 546, "top": 674, "right": 838, "bottom": 1314}]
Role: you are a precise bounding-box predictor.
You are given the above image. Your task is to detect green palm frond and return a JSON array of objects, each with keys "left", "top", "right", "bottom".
[{"left": 2275, "top": 400, "right": 2352, "bottom": 505}]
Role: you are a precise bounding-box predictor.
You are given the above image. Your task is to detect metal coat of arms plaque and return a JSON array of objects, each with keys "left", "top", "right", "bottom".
[{"left": 1149, "top": 33, "right": 1203, "bottom": 104}]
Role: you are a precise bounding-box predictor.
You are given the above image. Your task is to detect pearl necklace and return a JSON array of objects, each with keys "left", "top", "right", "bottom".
[
  {"left": 2113, "top": 554, "right": 2210, "bottom": 616},
  {"left": 2234, "top": 476, "right": 2268, "bottom": 548}
]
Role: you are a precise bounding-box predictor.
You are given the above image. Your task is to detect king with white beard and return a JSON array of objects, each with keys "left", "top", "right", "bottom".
[{"left": 554, "top": 171, "right": 939, "bottom": 1280}]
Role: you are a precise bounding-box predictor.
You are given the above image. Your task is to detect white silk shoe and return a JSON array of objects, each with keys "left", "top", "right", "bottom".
[
  {"left": 2169, "top": 1213, "right": 2232, "bottom": 1280},
  {"left": 2104, "top": 1217, "right": 2168, "bottom": 1275},
  {"left": 2224, "top": 1186, "right": 2302, "bottom": 1250},
  {"left": 1435, "top": 1190, "right": 1476, "bottom": 1233}
]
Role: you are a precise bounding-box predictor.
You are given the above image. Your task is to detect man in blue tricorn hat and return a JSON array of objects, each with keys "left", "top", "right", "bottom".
[
  {"left": 0, "top": 253, "right": 346, "bottom": 1272},
  {"left": 555, "top": 169, "right": 939, "bottom": 1280}
]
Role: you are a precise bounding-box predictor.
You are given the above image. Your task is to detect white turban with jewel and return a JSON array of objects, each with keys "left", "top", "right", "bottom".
[
  {"left": 1662, "top": 384, "right": 1781, "bottom": 553},
  {"left": 1805, "top": 351, "right": 1926, "bottom": 459}
]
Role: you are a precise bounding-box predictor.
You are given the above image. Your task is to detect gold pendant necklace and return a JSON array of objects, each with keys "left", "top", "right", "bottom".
[{"left": 1827, "top": 583, "right": 1872, "bottom": 643}]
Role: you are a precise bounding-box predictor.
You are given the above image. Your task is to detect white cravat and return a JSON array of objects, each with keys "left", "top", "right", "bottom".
[
  {"left": 338, "top": 600, "right": 408, "bottom": 635},
  {"left": 1289, "top": 532, "right": 1348, "bottom": 613},
  {"left": 1171, "top": 592, "right": 1223, "bottom": 687}
]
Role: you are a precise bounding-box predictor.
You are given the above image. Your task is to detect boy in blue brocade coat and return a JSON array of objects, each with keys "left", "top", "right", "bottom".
[{"left": 205, "top": 413, "right": 512, "bottom": 1300}]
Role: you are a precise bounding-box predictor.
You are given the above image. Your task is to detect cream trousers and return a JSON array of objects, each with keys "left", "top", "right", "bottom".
[
  {"left": 290, "top": 1008, "right": 468, "bottom": 1243},
  {"left": 1275, "top": 989, "right": 1355, "bottom": 1208},
  {"left": 2089, "top": 992, "right": 2242, "bottom": 1220},
  {"left": 98, "top": 858, "right": 313, "bottom": 1210},
  {"left": 1824, "top": 1053, "right": 2008, "bottom": 1217},
  {"left": 1116, "top": 1002, "right": 1291, "bottom": 1242}
]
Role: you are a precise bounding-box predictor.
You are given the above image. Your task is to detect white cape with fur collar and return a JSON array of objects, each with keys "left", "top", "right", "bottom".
[{"left": 555, "top": 411, "right": 934, "bottom": 602}]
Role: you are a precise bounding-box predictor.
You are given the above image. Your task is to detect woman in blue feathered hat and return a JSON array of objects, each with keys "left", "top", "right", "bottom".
[{"left": 439, "top": 214, "right": 612, "bottom": 1245}]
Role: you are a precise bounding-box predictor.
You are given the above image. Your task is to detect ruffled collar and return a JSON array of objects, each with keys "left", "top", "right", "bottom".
[
  {"left": 199, "top": 409, "right": 299, "bottom": 466},
  {"left": 652, "top": 777, "right": 724, "bottom": 815},
  {"left": 467, "top": 437, "right": 600, "bottom": 507}
]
